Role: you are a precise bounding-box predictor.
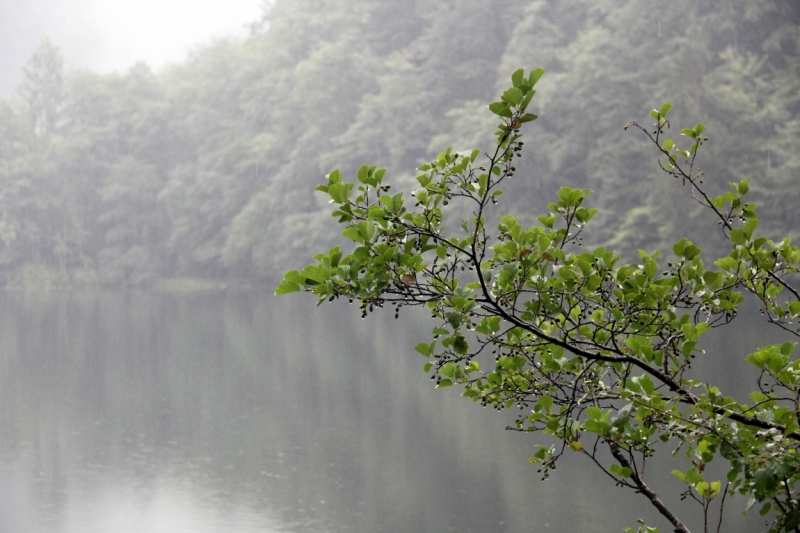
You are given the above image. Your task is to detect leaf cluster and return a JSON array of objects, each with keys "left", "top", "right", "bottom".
[{"left": 281, "top": 70, "right": 800, "bottom": 533}]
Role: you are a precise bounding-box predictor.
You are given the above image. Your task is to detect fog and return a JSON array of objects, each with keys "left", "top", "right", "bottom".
[
  {"left": 0, "top": 0, "right": 797, "bottom": 285},
  {"left": 0, "top": 1, "right": 798, "bottom": 532},
  {"left": 0, "top": 0, "right": 264, "bottom": 98}
]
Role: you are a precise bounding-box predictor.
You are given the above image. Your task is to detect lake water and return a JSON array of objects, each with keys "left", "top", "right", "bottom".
[{"left": 0, "top": 290, "right": 770, "bottom": 532}]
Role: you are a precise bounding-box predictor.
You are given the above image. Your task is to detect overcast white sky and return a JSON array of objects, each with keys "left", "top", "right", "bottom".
[{"left": 0, "top": 0, "right": 266, "bottom": 97}]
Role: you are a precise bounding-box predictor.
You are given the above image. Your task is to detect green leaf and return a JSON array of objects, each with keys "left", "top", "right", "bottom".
[
  {"left": 299, "top": 265, "right": 326, "bottom": 284},
  {"left": 446, "top": 312, "right": 462, "bottom": 329},
  {"left": 521, "top": 90, "right": 535, "bottom": 110},
  {"left": 702, "top": 271, "right": 721, "bottom": 288},
  {"left": 681, "top": 340, "right": 697, "bottom": 358},
  {"left": 501, "top": 87, "right": 524, "bottom": 106},
  {"left": 671, "top": 238, "right": 700, "bottom": 259},
  {"left": 537, "top": 213, "right": 556, "bottom": 228},
  {"left": 729, "top": 229, "right": 746, "bottom": 245},
  {"left": 453, "top": 335, "right": 469, "bottom": 355},
  {"left": 528, "top": 68, "right": 545, "bottom": 86},
  {"left": 379, "top": 194, "right": 394, "bottom": 207},
  {"left": 584, "top": 419, "right": 610, "bottom": 434},
  {"left": 586, "top": 406, "right": 602, "bottom": 420},
  {"left": 659, "top": 103, "right": 673, "bottom": 118},
  {"left": 328, "top": 182, "right": 352, "bottom": 204},
  {"left": 743, "top": 219, "right": 758, "bottom": 239},
  {"left": 285, "top": 270, "right": 306, "bottom": 284},
  {"left": 357, "top": 221, "right": 377, "bottom": 242},
  {"left": 488, "top": 101, "right": 512, "bottom": 117},
  {"left": 537, "top": 395, "right": 553, "bottom": 412},
  {"left": 356, "top": 165, "right": 370, "bottom": 184},
  {"left": 557, "top": 187, "right": 583, "bottom": 206},
  {"left": 747, "top": 345, "right": 788, "bottom": 374},
  {"left": 609, "top": 464, "right": 632, "bottom": 478},
  {"left": 683, "top": 243, "right": 701, "bottom": 260},
  {"left": 636, "top": 375, "right": 655, "bottom": 395},
  {"left": 440, "top": 362, "right": 456, "bottom": 378},
  {"left": 275, "top": 278, "right": 301, "bottom": 295},
  {"left": 644, "top": 260, "right": 657, "bottom": 280},
  {"left": 342, "top": 226, "right": 363, "bottom": 243},
  {"left": 327, "top": 169, "right": 342, "bottom": 184},
  {"left": 738, "top": 179, "right": 750, "bottom": 195},
  {"left": 511, "top": 68, "right": 525, "bottom": 87}
]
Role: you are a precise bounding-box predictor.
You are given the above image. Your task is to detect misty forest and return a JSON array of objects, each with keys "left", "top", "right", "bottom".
[
  {"left": 2, "top": 1, "right": 800, "bottom": 533},
  {"left": 1, "top": 0, "right": 798, "bottom": 286}
]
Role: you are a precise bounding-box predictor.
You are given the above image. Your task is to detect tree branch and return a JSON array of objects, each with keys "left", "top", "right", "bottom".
[{"left": 609, "top": 442, "right": 692, "bottom": 533}]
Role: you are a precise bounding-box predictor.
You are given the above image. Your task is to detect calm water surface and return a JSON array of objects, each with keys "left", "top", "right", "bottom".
[{"left": 0, "top": 290, "right": 769, "bottom": 532}]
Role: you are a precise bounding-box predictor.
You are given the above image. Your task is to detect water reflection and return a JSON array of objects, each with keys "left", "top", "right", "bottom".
[{"left": 0, "top": 290, "right": 769, "bottom": 532}]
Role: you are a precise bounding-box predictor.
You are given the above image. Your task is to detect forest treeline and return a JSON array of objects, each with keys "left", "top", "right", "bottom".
[{"left": 0, "top": 0, "right": 798, "bottom": 286}]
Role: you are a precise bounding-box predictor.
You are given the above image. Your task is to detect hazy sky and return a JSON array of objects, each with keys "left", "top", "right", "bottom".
[{"left": 0, "top": 0, "right": 266, "bottom": 98}]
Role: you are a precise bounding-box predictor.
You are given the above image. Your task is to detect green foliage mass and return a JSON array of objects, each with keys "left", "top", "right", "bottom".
[
  {"left": 0, "top": 1, "right": 798, "bottom": 285},
  {"left": 280, "top": 68, "right": 800, "bottom": 533}
]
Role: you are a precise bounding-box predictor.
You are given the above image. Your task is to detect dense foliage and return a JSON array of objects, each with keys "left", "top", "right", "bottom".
[
  {"left": 0, "top": 0, "right": 798, "bottom": 286},
  {"left": 279, "top": 68, "right": 800, "bottom": 533}
]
